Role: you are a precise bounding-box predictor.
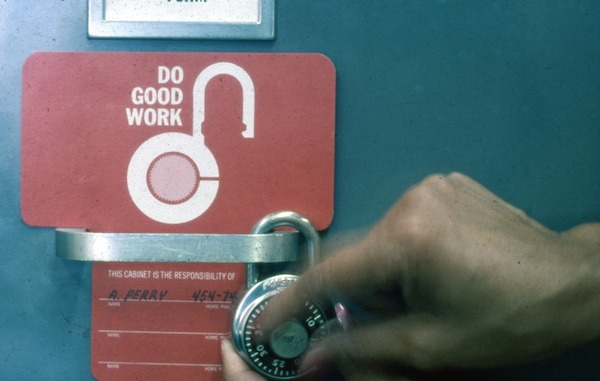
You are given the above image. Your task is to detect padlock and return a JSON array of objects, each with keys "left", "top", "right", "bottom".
[{"left": 231, "top": 211, "right": 333, "bottom": 380}]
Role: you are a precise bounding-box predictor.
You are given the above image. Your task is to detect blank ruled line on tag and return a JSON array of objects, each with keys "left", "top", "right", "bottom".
[
  {"left": 98, "top": 361, "right": 221, "bottom": 368},
  {"left": 98, "top": 329, "right": 229, "bottom": 336}
]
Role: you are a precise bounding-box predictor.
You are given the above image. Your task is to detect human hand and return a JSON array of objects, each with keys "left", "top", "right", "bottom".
[
  {"left": 221, "top": 339, "right": 268, "bottom": 381},
  {"left": 223, "top": 173, "right": 600, "bottom": 380}
]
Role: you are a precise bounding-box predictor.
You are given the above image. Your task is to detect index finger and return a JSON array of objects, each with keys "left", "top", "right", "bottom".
[{"left": 262, "top": 230, "right": 405, "bottom": 330}]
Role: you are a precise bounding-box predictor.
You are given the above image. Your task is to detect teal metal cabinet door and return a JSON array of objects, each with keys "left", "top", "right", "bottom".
[{"left": 1, "top": 1, "right": 598, "bottom": 379}]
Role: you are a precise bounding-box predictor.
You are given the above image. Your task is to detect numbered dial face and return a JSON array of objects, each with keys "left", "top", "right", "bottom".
[{"left": 241, "top": 297, "right": 328, "bottom": 380}]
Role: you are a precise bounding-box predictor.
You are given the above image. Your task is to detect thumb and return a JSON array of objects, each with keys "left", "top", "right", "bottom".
[
  {"left": 221, "top": 339, "right": 267, "bottom": 381},
  {"left": 300, "top": 315, "right": 446, "bottom": 376}
]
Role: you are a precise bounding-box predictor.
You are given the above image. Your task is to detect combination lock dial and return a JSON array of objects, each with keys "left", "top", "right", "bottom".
[
  {"left": 232, "top": 211, "right": 331, "bottom": 380},
  {"left": 232, "top": 274, "right": 330, "bottom": 379}
]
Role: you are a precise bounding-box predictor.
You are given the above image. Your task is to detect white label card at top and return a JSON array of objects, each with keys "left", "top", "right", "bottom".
[{"left": 104, "top": 0, "right": 260, "bottom": 24}]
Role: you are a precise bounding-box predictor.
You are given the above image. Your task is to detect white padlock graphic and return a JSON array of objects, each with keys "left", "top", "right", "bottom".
[{"left": 127, "top": 62, "right": 255, "bottom": 224}]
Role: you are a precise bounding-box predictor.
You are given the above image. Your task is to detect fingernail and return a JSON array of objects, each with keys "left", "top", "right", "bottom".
[
  {"left": 334, "top": 302, "right": 355, "bottom": 331},
  {"left": 220, "top": 338, "right": 231, "bottom": 356}
]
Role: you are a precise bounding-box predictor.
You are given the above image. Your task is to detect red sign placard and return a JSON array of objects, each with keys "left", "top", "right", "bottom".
[
  {"left": 22, "top": 52, "right": 335, "bottom": 233},
  {"left": 21, "top": 52, "right": 335, "bottom": 380}
]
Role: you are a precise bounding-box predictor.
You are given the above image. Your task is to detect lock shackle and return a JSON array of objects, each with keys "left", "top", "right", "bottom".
[{"left": 246, "top": 211, "right": 320, "bottom": 289}]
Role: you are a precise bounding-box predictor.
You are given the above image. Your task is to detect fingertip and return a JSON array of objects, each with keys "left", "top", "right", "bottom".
[
  {"left": 220, "top": 338, "right": 237, "bottom": 372},
  {"left": 220, "top": 338, "right": 233, "bottom": 358}
]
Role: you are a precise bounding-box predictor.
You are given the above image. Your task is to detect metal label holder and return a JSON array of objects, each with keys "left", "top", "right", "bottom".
[
  {"left": 88, "top": 0, "right": 275, "bottom": 40},
  {"left": 57, "top": 229, "right": 299, "bottom": 263}
]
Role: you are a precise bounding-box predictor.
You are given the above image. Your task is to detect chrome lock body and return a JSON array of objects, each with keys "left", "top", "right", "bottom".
[{"left": 232, "top": 211, "right": 331, "bottom": 380}]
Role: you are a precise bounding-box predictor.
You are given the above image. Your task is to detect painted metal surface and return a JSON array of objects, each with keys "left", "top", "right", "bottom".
[{"left": 1, "top": 1, "right": 599, "bottom": 379}]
